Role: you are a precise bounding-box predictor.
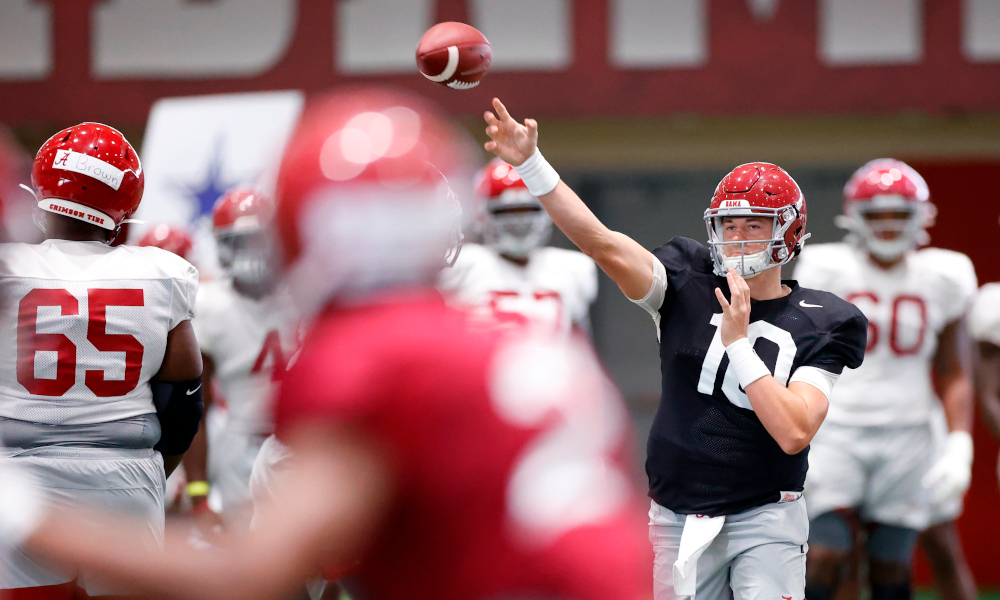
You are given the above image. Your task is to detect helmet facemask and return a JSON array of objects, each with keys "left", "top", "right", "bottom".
[
  {"left": 216, "top": 227, "right": 280, "bottom": 299},
  {"left": 443, "top": 185, "right": 465, "bottom": 268},
  {"left": 704, "top": 204, "right": 806, "bottom": 278},
  {"left": 837, "top": 196, "right": 935, "bottom": 262},
  {"left": 482, "top": 192, "right": 552, "bottom": 260}
]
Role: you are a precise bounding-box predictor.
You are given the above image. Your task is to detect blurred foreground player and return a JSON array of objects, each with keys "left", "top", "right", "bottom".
[
  {"left": 483, "top": 98, "right": 867, "bottom": 600},
  {"left": 192, "top": 188, "right": 299, "bottom": 527},
  {"left": 794, "top": 159, "right": 977, "bottom": 600},
  {"left": 3, "top": 89, "right": 649, "bottom": 600},
  {"left": 438, "top": 158, "right": 597, "bottom": 333},
  {"left": 0, "top": 123, "right": 203, "bottom": 597}
]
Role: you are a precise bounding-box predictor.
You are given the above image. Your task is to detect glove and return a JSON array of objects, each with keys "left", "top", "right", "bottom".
[
  {"left": 0, "top": 454, "right": 45, "bottom": 546},
  {"left": 922, "top": 430, "right": 974, "bottom": 506}
]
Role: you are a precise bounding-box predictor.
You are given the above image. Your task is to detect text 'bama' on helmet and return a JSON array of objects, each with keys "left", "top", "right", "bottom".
[
  {"left": 31, "top": 123, "right": 143, "bottom": 238},
  {"left": 212, "top": 187, "right": 280, "bottom": 298},
  {"left": 704, "top": 162, "right": 808, "bottom": 278},
  {"left": 837, "top": 158, "right": 935, "bottom": 261},
  {"left": 274, "top": 87, "right": 476, "bottom": 314},
  {"left": 476, "top": 158, "right": 552, "bottom": 260}
]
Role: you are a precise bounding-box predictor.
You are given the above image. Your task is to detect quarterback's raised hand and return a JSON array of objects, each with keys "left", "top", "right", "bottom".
[
  {"left": 715, "top": 270, "right": 751, "bottom": 346},
  {"left": 484, "top": 98, "right": 537, "bottom": 166}
]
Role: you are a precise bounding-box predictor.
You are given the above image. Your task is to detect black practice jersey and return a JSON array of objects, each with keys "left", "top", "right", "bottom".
[{"left": 647, "top": 237, "right": 867, "bottom": 516}]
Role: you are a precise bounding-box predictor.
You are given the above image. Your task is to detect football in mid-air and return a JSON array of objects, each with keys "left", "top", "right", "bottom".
[{"left": 416, "top": 22, "right": 492, "bottom": 90}]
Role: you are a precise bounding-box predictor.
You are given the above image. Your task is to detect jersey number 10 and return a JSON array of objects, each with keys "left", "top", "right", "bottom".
[{"left": 17, "top": 288, "right": 145, "bottom": 397}]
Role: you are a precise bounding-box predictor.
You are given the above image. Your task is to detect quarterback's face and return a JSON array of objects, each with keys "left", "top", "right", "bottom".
[{"left": 721, "top": 216, "right": 772, "bottom": 256}]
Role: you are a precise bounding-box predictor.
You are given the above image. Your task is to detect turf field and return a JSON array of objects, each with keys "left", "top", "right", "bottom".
[{"left": 915, "top": 591, "right": 1000, "bottom": 600}]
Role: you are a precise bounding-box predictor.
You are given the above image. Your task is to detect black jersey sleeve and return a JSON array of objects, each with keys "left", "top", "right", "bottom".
[
  {"left": 797, "top": 293, "right": 868, "bottom": 374},
  {"left": 651, "top": 237, "right": 715, "bottom": 312},
  {"left": 652, "top": 237, "right": 714, "bottom": 279}
]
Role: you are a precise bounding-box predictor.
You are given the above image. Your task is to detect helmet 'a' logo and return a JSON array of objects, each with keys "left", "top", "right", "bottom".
[{"left": 54, "top": 150, "right": 70, "bottom": 166}]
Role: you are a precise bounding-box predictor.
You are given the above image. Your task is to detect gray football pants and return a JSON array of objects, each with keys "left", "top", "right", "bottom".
[
  {"left": 650, "top": 499, "right": 809, "bottom": 600},
  {"left": 0, "top": 447, "right": 165, "bottom": 594}
]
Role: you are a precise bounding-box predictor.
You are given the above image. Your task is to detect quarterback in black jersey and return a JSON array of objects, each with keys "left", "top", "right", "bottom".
[{"left": 484, "top": 98, "right": 868, "bottom": 600}]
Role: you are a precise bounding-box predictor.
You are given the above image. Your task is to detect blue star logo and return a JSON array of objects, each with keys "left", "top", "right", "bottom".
[{"left": 173, "top": 138, "right": 233, "bottom": 218}]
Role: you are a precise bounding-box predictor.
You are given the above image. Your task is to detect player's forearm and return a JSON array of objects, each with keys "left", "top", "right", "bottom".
[
  {"left": 940, "top": 374, "right": 974, "bottom": 433},
  {"left": 538, "top": 181, "right": 654, "bottom": 300},
  {"left": 745, "top": 378, "right": 828, "bottom": 455},
  {"left": 27, "top": 514, "right": 309, "bottom": 600}
]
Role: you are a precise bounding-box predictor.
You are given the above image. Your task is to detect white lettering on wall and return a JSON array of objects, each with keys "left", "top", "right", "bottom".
[
  {"left": 964, "top": 0, "right": 1000, "bottom": 62},
  {"left": 92, "top": 0, "right": 295, "bottom": 78},
  {"left": 336, "top": 0, "right": 433, "bottom": 73},
  {"left": 610, "top": 0, "right": 706, "bottom": 68},
  {"left": 0, "top": 0, "right": 51, "bottom": 80},
  {"left": 819, "top": 0, "right": 923, "bottom": 66},
  {"left": 471, "top": 0, "right": 572, "bottom": 70}
]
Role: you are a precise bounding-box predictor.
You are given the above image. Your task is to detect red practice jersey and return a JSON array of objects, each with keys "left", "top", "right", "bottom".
[{"left": 275, "top": 294, "right": 650, "bottom": 600}]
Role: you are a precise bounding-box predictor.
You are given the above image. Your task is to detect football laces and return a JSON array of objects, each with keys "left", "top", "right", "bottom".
[{"left": 447, "top": 80, "right": 480, "bottom": 90}]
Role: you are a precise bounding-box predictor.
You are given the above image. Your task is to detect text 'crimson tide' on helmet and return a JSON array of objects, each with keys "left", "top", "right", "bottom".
[
  {"left": 704, "top": 163, "right": 808, "bottom": 278},
  {"left": 274, "top": 87, "right": 475, "bottom": 313},
  {"left": 137, "top": 224, "right": 193, "bottom": 260},
  {"left": 476, "top": 158, "right": 552, "bottom": 259},
  {"left": 838, "top": 159, "right": 935, "bottom": 261},
  {"left": 31, "top": 123, "right": 143, "bottom": 234},
  {"left": 212, "top": 187, "right": 279, "bottom": 297}
]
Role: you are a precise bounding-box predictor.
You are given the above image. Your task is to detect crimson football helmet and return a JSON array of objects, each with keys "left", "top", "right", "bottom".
[
  {"left": 30, "top": 123, "right": 143, "bottom": 239},
  {"left": 476, "top": 158, "right": 552, "bottom": 259},
  {"left": 274, "top": 88, "right": 474, "bottom": 312},
  {"left": 137, "top": 224, "right": 194, "bottom": 260},
  {"left": 704, "top": 163, "right": 808, "bottom": 278},
  {"left": 838, "top": 159, "right": 934, "bottom": 261},
  {"left": 212, "top": 187, "right": 279, "bottom": 297}
]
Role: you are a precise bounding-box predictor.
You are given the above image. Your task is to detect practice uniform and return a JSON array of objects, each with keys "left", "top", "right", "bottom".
[
  {"left": 630, "top": 238, "right": 866, "bottom": 600},
  {"left": 274, "top": 294, "right": 649, "bottom": 600},
  {"left": 0, "top": 239, "right": 198, "bottom": 592},
  {"left": 793, "top": 242, "right": 977, "bottom": 529},
  {"left": 968, "top": 282, "right": 1000, "bottom": 484},
  {"left": 193, "top": 279, "right": 299, "bottom": 516},
  {"left": 437, "top": 243, "right": 597, "bottom": 334}
]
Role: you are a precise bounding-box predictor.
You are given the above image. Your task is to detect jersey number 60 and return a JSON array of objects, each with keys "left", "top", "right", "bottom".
[{"left": 17, "top": 288, "right": 145, "bottom": 397}]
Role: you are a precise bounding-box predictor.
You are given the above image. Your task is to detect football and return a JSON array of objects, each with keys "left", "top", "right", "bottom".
[{"left": 416, "top": 22, "right": 492, "bottom": 90}]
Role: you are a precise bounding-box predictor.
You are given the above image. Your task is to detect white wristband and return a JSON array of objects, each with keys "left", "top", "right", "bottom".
[
  {"left": 725, "top": 338, "right": 771, "bottom": 388},
  {"left": 512, "top": 148, "right": 560, "bottom": 197},
  {"left": 0, "top": 458, "right": 45, "bottom": 547}
]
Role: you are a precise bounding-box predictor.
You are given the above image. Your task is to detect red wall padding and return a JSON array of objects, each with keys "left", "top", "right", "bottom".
[{"left": 905, "top": 161, "right": 1000, "bottom": 587}]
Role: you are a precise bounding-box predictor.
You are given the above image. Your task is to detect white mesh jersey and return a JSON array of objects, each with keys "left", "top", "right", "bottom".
[
  {"left": 194, "top": 280, "right": 300, "bottom": 435},
  {"left": 794, "top": 242, "right": 977, "bottom": 426},
  {"left": 437, "top": 243, "right": 598, "bottom": 334},
  {"left": 969, "top": 283, "right": 1000, "bottom": 347},
  {"left": 0, "top": 240, "right": 198, "bottom": 425}
]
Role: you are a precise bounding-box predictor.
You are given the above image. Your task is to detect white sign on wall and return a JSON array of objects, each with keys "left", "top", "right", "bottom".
[
  {"left": 93, "top": 0, "right": 296, "bottom": 78},
  {"left": 133, "top": 91, "right": 304, "bottom": 271}
]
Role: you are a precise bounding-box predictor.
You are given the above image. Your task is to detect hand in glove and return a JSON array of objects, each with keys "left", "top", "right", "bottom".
[{"left": 922, "top": 430, "right": 974, "bottom": 506}]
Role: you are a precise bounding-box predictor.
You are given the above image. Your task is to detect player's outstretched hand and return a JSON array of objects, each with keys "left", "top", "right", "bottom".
[
  {"left": 715, "top": 270, "right": 751, "bottom": 346},
  {"left": 484, "top": 98, "right": 537, "bottom": 167}
]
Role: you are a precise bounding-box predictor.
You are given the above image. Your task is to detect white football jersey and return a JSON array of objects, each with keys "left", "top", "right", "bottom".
[
  {"left": 968, "top": 283, "right": 1000, "bottom": 346},
  {"left": 437, "top": 243, "right": 598, "bottom": 334},
  {"left": 794, "top": 242, "right": 977, "bottom": 426},
  {"left": 194, "top": 279, "right": 300, "bottom": 435},
  {"left": 0, "top": 240, "right": 198, "bottom": 425}
]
